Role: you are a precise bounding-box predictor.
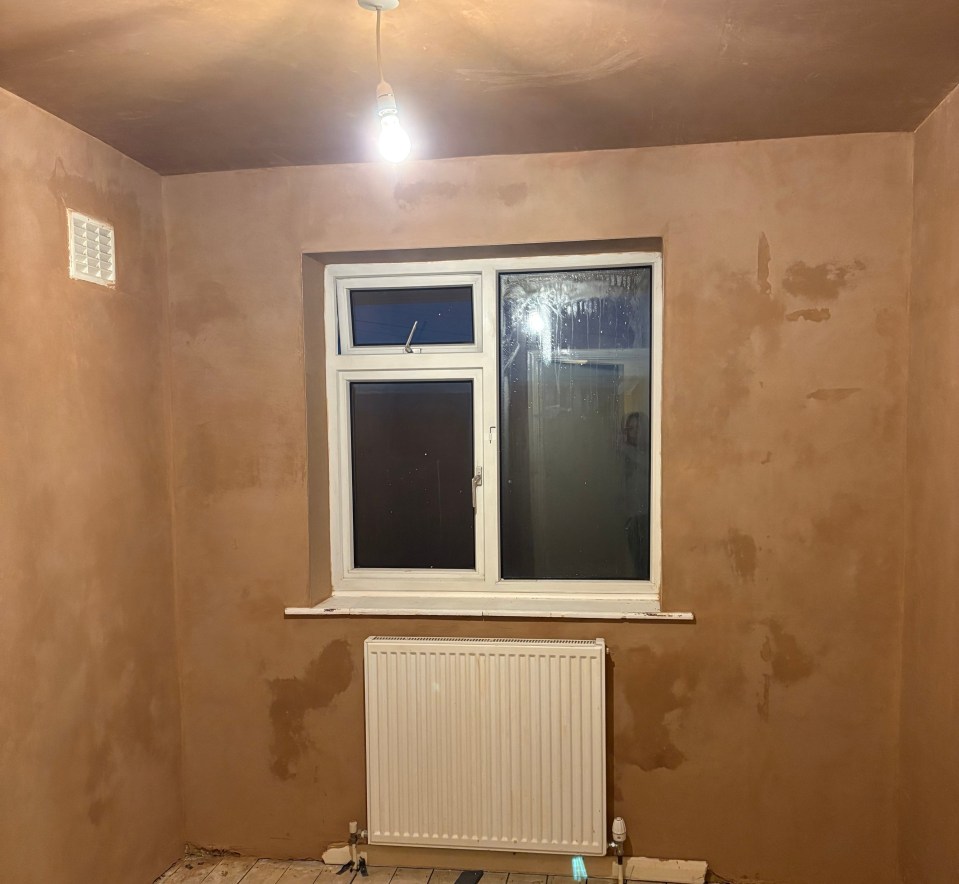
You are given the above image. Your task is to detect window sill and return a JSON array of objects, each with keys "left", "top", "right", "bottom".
[{"left": 285, "top": 594, "right": 694, "bottom": 622}]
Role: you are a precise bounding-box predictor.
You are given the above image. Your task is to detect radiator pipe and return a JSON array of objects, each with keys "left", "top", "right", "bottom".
[{"left": 345, "top": 821, "right": 369, "bottom": 877}]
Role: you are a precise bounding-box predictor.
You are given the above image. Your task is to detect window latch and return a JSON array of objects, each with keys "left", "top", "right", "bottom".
[
  {"left": 404, "top": 320, "right": 419, "bottom": 353},
  {"left": 471, "top": 467, "right": 483, "bottom": 512}
]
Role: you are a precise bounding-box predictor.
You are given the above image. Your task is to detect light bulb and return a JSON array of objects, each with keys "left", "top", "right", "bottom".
[{"left": 378, "top": 112, "right": 411, "bottom": 162}]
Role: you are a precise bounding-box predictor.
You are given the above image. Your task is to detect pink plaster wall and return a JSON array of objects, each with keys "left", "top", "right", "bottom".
[
  {"left": 900, "top": 82, "right": 959, "bottom": 884},
  {"left": 0, "top": 87, "right": 183, "bottom": 883},
  {"left": 163, "top": 133, "right": 913, "bottom": 884}
]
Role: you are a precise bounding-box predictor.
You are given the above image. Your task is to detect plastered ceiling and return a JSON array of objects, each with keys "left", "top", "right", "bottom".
[{"left": 2, "top": 0, "right": 959, "bottom": 174}]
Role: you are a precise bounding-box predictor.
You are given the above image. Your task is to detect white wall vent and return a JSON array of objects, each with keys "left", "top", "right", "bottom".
[{"left": 68, "top": 210, "right": 115, "bottom": 286}]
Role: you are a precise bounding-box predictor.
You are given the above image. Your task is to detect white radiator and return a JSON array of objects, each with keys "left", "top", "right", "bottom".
[{"left": 364, "top": 637, "right": 607, "bottom": 855}]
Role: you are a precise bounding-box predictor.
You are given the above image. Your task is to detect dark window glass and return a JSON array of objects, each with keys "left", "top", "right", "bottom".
[
  {"left": 351, "top": 380, "right": 475, "bottom": 569},
  {"left": 350, "top": 286, "right": 474, "bottom": 346},
  {"left": 499, "top": 267, "right": 652, "bottom": 580}
]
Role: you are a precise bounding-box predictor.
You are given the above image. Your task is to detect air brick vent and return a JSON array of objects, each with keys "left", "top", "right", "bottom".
[{"left": 68, "top": 210, "right": 115, "bottom": 286}]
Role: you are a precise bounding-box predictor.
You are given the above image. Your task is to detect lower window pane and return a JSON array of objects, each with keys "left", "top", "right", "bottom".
[
  {"left": 499, "top": 267, "right": 652, "bottom": 580},
  {"left": 351, "top": 380, "right": 475, "bottom": 570}
]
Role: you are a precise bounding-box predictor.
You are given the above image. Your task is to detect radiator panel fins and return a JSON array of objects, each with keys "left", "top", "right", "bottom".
[{"left": 364, "top": 637, "right": 606, "bottom": 855}]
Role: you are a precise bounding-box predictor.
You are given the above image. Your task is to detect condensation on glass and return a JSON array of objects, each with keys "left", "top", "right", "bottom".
[
  {"left": 350, "top": 380, "right": 475, "bottom": 570},
  {"left": 499, "top": 267, "right": 652, "bottom": 580},
  {"left": 349, "top": 285, "right": 474, "bottom": 346}
]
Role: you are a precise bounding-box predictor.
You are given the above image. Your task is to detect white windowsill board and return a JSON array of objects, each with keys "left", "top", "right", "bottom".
[{"left": 285, "top": 594, "right": 694, "bottom": 621}]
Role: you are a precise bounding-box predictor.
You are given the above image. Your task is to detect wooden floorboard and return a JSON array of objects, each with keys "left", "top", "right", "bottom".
[
  {"left": 159, "top": 856, "right": 220, "bottom": 883},
  {"left": 427, "top": 870, "right": 462, "bottom": 884},
  {"left": 157, "top": 859, "right": 652, "bottom": 884},
  {"left": 236, "top": 859, "right": 292, "bottom": 884},
  {"left": 206, "top": 856, "right": 258, "bottom": 883},
  {"left": 390, "top": 869, "right": 432, "bottom": 884},
  {"left": 506, "top": 874, "right": 547, "bottom": 884},
  {"left": 364, "top": 865, "right": 398, "bottom": 884},
  {"left": 277, "top": 860, "right": 330, "bottom": 883}
]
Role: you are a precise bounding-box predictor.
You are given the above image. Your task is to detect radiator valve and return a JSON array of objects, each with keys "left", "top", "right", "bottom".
[
  {"left": 349, "top": 821, "right": 369, "bottom": 844},
  {"left": 610, "top": 817, "right": 627, "bottom": 884},
  {"left": 610, "top": 816, "right": 627, "bottom": 855}
]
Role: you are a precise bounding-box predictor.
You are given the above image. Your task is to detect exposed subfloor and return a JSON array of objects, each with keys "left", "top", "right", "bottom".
[{"left": 155, "top": 860, "right": 622, "bottom": 884}]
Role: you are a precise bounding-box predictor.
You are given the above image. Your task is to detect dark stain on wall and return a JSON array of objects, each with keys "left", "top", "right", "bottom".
[
  {"left": 757, "top": 621, "right": 814, "bottom": 721},
  {"left": 496, "top": 183, "right": 528, "bottom": 207},
  {"left": 180, "top": 418, "right": 305, "bottom": 498},
  {"left": 617, "top": 647, "right": 701, "bottom": 772},
  {"left": 86, "top": 738, "right": 117, "bottom": 825},
  {"left": 812, "top": 493, "right": 866, "bottom": 546},
  {"left": 757, "top": 233, "right": 773, "bottom": 299},
  {"left": 757, "top": 674, "right": 772, "bottom": 721},
  {"left": 693, "top": 234, "right": 786, "bottom": 431},
  {"left": 268, "top": 640, "right": 354, "bottom": 780},
  {"left": 874, "top": 306, "right": 897, "bottom": 339},
  {"left": 783, "top": 260, "right": 864, "bottom": 300},
  {"left": 761, "top": 621, "right": 815, "bottom": 685},
  {"left": 394, "top": 179, "right": 463, "bottom": 210},
  {"left": 806, "top": 387, "right": 861, "bottom": 401},
  {"left": 173, "top": 280, "right": 244, "bottom": 339},
  {"left": 725, "top": 529, "right": 758, "bottom": 582},
  {"left": 785, "top": 308, "right": 831, "bottom": 322}
]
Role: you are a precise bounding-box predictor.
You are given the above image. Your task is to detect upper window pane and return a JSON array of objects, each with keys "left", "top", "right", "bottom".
[
  {"left": 350, "top": 380, "right": 475, "bottom": 570},
  {"left": 499, "top": 267, "right": 652, "bottom": 581},
  {"left": 349, "top": 286, "right": 474, "bottom": 346}
]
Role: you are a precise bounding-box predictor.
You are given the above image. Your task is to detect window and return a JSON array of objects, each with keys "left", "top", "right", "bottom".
[{"left": 321, "top": 253, "right": 663, "bottom": 615}]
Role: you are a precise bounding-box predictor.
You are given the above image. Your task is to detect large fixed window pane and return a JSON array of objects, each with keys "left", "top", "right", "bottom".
[
  {"left": 349, "top": 286, "right": 474, "bottom": 346},
  {"left": 350, "top": 380, "right": 475, "bottom": 570},
  {"left": 499, "top": 267, "right": 652, "bottom": 580}
]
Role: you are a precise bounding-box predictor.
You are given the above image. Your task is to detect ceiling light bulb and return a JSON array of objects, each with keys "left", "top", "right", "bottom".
[{"left": 378, "top": 111, "right": 411, "bottom": 162}]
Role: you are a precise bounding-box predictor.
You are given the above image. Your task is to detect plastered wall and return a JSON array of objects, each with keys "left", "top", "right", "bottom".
[
  {"left": 163, "top": 133, "right": 913, "bottom": 884},
  {"left": 900, "top": 82, "right": 959, "bottom": 884},
  {"left": 0, "top": 88, "right": 183, "bottom": 883}
]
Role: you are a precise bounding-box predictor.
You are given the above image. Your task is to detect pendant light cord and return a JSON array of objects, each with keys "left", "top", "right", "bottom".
[{"left": 376, "top": 8, "right": 384, "bottom": 83}]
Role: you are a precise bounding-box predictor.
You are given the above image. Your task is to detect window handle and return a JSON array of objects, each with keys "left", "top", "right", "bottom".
[
  {"left": 471, "top": 467, "right": 483, "bottom": 512},
  {"left": 404, "top": 320, "right": 419, "bottom": 353}
]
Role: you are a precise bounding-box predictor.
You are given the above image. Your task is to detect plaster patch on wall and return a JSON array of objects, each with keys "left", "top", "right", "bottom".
[
  {"left": 181, "top": 417, "right": 305, "bottom": 497},
  {"left": 806, "top": 387, "right": 861, "bottom": 401},
  {"left": 691, "top": 234, "right": 786, "bottom": 431},
  {"left": 761, "top": 621, "right": 815, "bottom": 686},
  {"left": 757, "top": 232, "right": 773, "bottom": 298},
  {"left": 86, "top": 738, "right": 118, "bottom": 825},
  {"left": 874, "top": 306, "right": 897, "bottom": 339},
  {"left": 783, "top": 260, "right": 864, "bottom": 300},
  {"left": 757, "top": 674, "right": 772, "bottom": 721},
  {"left": 756, "top": 621, "right": 815, "bottom": 721},
  {"left": 616, "top": 647, "right": 701, "bottom": 772},
  {"left": 785, "top": 308, "right": 831, "bottom": 322},
  {"left": 267, "top": 640, "right": 353, "bottom": 780},
  {"left": 724, "top": 529, "right": 757, "bottom": 582},
  {"left": 173, "top": 280, "right": 245, "bottom": 339},
  {"left": 811, "top": 493, "right": 866, "bottom": 547},
  {"left": 496, "top": 183, "right": 528, "bottom": 207},
  {"left": 394, "top": 180, "right": 463, "bottom": 210}
]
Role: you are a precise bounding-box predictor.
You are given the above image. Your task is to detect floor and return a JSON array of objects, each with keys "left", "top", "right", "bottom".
[{"left": 155, "top": 859, "right": 618, "bottom": 884}]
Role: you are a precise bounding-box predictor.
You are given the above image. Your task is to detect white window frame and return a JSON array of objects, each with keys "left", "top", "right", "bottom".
[
  {"left": 323, "top": 252, "right": 664, "bottom": 612},
  {"left": 334, "top": 367, "right": 487, "bottom": 591},
  {"left": 336, "top": 272, "right": 483, "bottom": 356}
]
